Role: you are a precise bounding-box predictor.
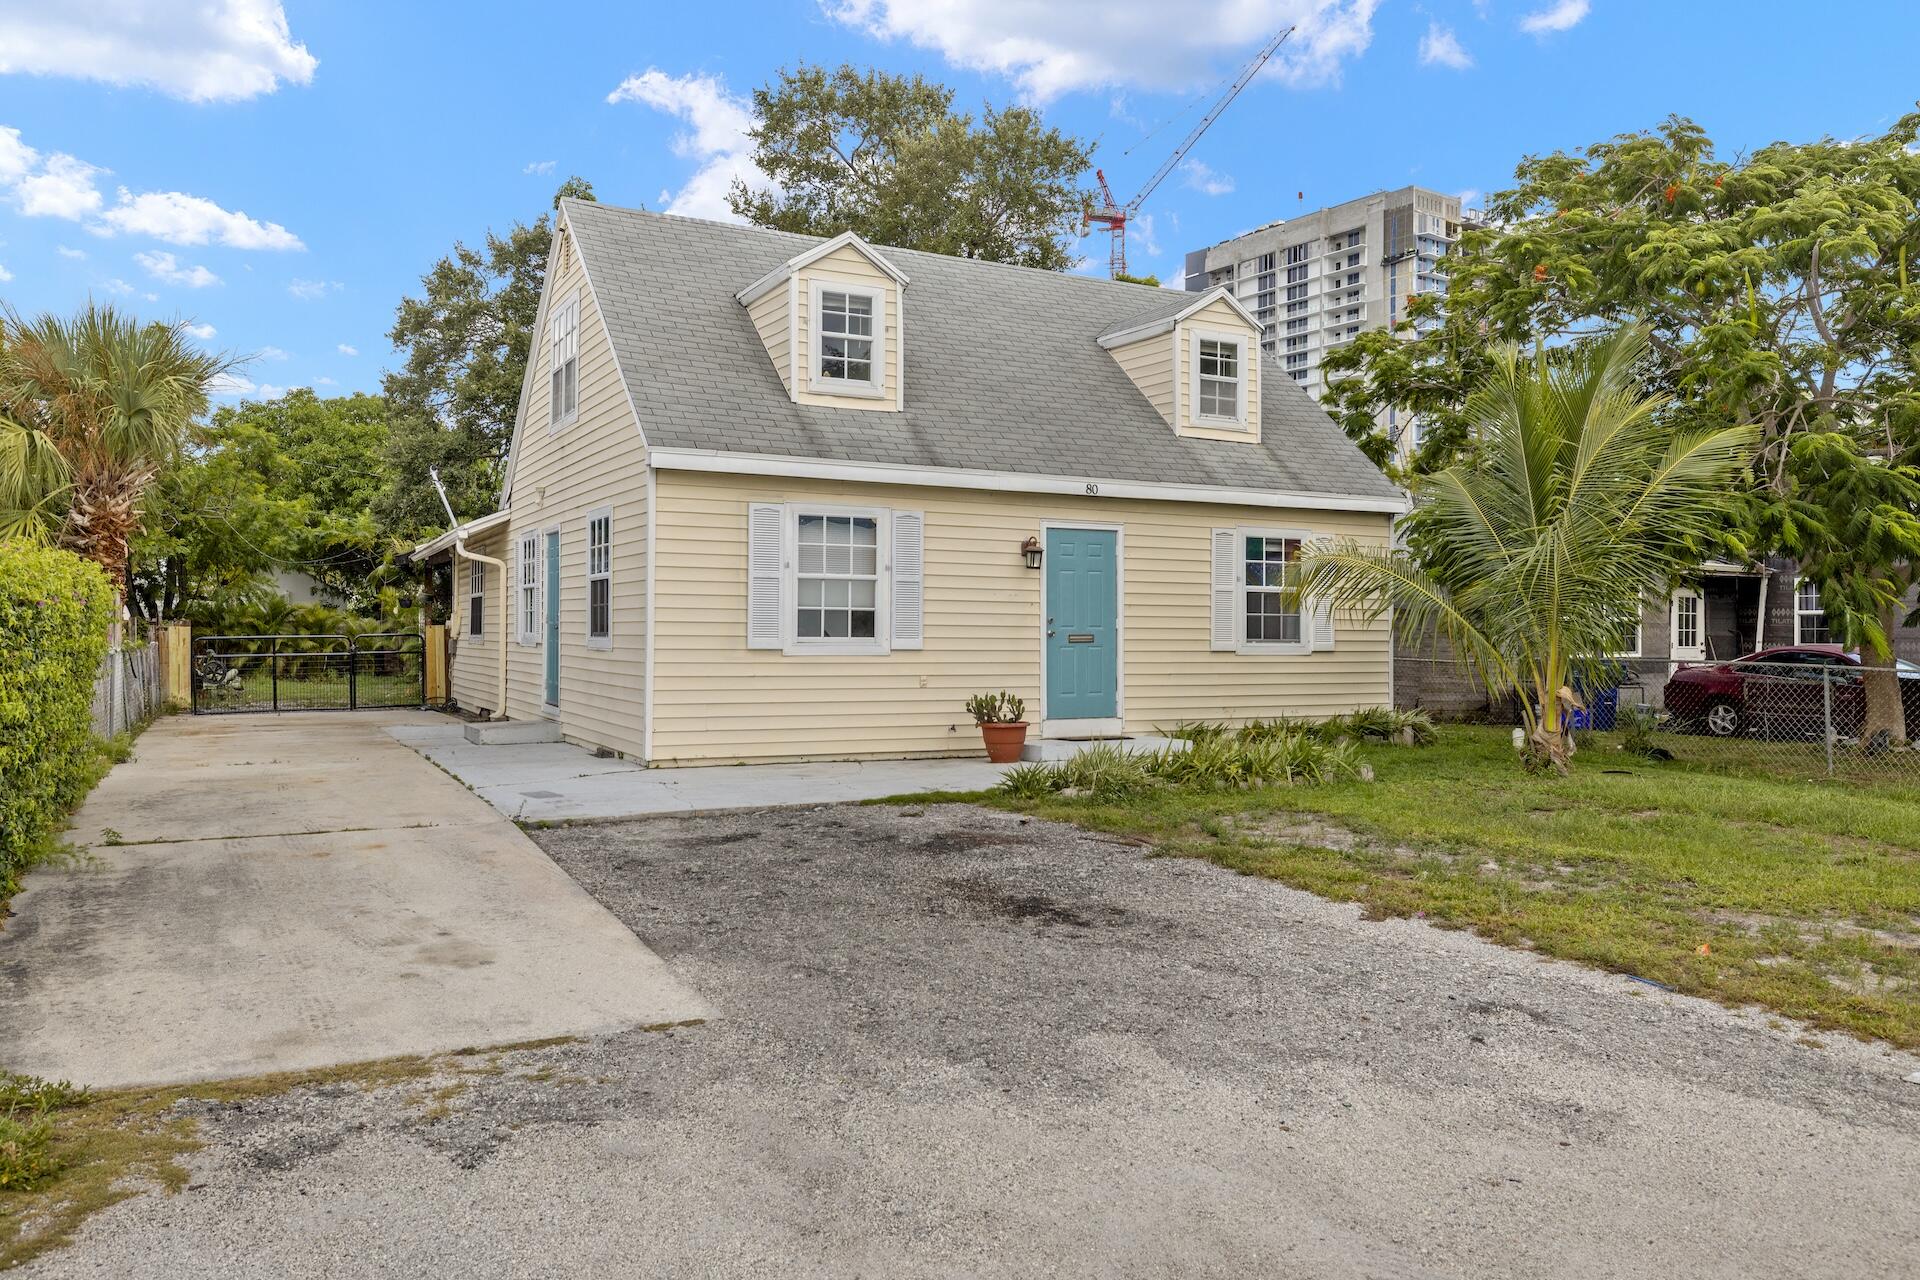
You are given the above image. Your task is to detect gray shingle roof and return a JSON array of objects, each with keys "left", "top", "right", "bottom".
[
  {"left": 1096, "top": 291, "right": 1206, "bottom": 341},
  {"left": 562, "top": 200, "right": 1400, "bottom": 503}
]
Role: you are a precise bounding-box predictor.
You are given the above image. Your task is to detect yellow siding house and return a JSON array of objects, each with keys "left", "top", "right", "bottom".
[{"left": 414, "top": 200, "right": 1408, "bottom": 766}]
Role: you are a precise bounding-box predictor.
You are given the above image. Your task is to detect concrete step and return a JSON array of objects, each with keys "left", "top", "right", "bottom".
[
  {"left": 1019, "top": 735, "right": 1189, "bottom": 763},
  {"left": 465, "top": 719, "right": 563, "bottom": 746}
]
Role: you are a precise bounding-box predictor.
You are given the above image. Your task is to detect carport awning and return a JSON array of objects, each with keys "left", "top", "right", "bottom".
[{"left": 410, "top": 509, "right": 510, "bottom": 562}]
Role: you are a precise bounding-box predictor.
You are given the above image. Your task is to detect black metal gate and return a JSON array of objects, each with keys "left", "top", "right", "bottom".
[{"left": 191, "top": 633, "right": 426, "bottom": 714}]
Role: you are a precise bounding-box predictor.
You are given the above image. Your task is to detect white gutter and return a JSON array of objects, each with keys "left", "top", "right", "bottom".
[
  {"left": 426, "top": 473, "right": 511, "bottom": 718},
  {"left": 646, "top": 447, "right": 1412, "bottom": 515}
]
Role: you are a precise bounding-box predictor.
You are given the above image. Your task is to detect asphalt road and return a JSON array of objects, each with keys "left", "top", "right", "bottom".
[{"left": 24, "top": 802, "right": 1920, "bottom": 1278}]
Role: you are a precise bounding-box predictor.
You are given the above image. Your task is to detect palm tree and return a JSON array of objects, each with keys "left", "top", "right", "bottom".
[
  {"left": 1297, "top": 326, "right": 1757, "bottom": 772},
  {"left": 0, "top": 304, "right": 228, "bottom": 597}
]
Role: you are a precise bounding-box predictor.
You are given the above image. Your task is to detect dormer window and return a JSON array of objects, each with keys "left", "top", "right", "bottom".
[
  {"left": 811, "top": 281, "right": 883, "bottom": 396},
  {"left": 1194, "top": 331, "right": 1246, "bottom": 424}
]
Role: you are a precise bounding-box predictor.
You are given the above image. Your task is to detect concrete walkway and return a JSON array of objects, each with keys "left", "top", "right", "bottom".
[
  {"left": 0, "top": 711, "right": 709, "bottom": 1089},
  {"left": 386, "top": 720, "right": 1012, "bottom": 821}
]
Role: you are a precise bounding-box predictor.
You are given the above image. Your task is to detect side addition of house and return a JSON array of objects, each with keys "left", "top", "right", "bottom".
[{"left": 415, "top": 200, "right": 1409, "bottom": 766}]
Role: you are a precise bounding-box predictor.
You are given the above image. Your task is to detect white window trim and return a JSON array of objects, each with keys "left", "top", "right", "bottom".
[
  {"left": 807, "top": 280, "right": 886, "bottom": 399},
  {"left": 1793, "top": 575, "right": 1828, "bottom": 645},
  {"left": 467, "top": 559, "right": 486, "bottom": 638},
  {"left": 517, "top": 531, "right": 540, "bottom": 646},
  {"left": 547, "top": 292, "right": 580, "bottom": 433},
  {"left": 784, "top": 502, "right": 892, "bottom": 657},
  {"left": 1233, "top": 525, "right": 1313, "bottom": 656},
  {"left": 585, "top": 505, "right": 612, "bottom": 650},
  {"left": 1189, "top": 327, "right": 1249, "bottom": 427}
]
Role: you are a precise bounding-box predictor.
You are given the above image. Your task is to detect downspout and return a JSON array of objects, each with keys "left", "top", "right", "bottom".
[
  {"left": 1753, "top": 565, "right": 1769, "bottom": 654},
  {"left": 432, "top": 468, "right": 510, "bottom": 719}
]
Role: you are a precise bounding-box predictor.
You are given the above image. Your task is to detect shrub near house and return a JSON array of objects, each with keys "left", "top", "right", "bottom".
[{"left": 0, "top": 541, "right": 112, "bottom": 896}]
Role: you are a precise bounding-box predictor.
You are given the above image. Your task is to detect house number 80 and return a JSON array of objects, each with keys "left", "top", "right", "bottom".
[{"left": 1085, "top": 483, "right": 1099, "bottom": 495}]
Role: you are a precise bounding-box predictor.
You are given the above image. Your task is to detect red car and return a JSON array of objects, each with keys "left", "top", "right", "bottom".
[{"left": 1663, "top": 644, "right": 1920, "bottom": 737}]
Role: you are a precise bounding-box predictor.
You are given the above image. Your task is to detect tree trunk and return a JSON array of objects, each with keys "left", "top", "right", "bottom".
[
  {"left": 1527, "top": 680, "right": 1579, "bottom": 774},
  {"left": 1861, "top": 601, "right": 1907, "bottom": 747}
]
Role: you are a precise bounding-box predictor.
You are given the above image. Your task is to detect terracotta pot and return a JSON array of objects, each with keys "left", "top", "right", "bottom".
[{"left": 979, "top": 721, "right": 1029, "bottom": 763}]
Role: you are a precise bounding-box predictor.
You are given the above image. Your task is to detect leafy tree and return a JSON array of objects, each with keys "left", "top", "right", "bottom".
[
  {"left": 1298, "top": 328, "right": 1756, "bottom": 772},
  {"left": 1764, "top": 434, "right": 1920, "bottom": 743},
  {"left": 0, "top": 304, "right": 226, "bottom": 597},
  {"left": 1323, "top": 111, "right": 1920, "bottom": 483},
  {"left": 1113, "top": 272, "right": 1161, "bottom": 287},
  {"left": 376, "top": 178, "right": 595, "bottom": 539},
  {"left": 730, "top": 64, "right": 1091, "bottom": 269},
  {"left": 130, "top": 390, "right": 393, "bottom": 623}
]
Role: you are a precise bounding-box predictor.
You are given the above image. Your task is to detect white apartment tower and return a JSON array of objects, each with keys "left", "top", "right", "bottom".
[{"left": 1184, "top": 186, "right": 1474, "bottom": 457}]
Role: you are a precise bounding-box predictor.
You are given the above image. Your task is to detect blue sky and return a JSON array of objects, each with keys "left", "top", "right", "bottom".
[{"left": 3, "top": 0, "right": 1916, "bottom": 403}]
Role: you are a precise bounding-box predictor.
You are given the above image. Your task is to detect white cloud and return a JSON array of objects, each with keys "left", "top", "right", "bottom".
[
  {"left": 15, "top": 152, "right": 104, "bottom": 218},
  {"left": 1520, "top": 0, "right": 1590, "bottom": 34},
  {"left": 523, "top": 160, "right": 556, "bottom": 175},
  {"left": 0, "top": 1, "right": 317, "bottom": 102},
  {"left": 0, "top": 125, "right": 304, "bottom": 249},
  {"left": 1181, "top": 158, "right": 1235, "bottom": 197},
  {"left": 208, "top": 371, "right": 255, "bottom": 397},
  {"left": 95, "top": 189, "right": 303, "bottom": 250},
  {"left": 1456, "top": 187, "right": 1481, "bottom": 208},
  {"left": 287, "top": 277, "right": 337, "bottom": 300},
  {"left": 0, "top": 125, "right": 32, "bottom": 183},
  {"left": 0, "top": 262, "right": 11, "bottom": 282},
  {"left": 184, "top": 322, "right": 216, "bottom": 339},
  {"left": 313, "top": 375, "right": 336, "bottom": 386},
  {"left": 256, "top": 383, "right": 286, "bottom": 398},
  {"left": 104, "top": 277, "right": 135, "bottom": 294},
  {"left": 56, "top": 244, "right": 85, "bottom": 259},
  {"left": 606, "top": 69, "right": 766, "bottom": 221},
  {"left": 134, "top": 248, "right": 220, "bottom": 287},
  {"left": 824, "top": 0, "right": 1381, "bottom": 103},
  {"left": 256, "top": 344, "right": 289, "bottom": 360},
  {"left": 1419, "top": 22, "right": 1473, "bottom": 69},
  {"left": 336, "top": 342, "right": 357, "bottom": 356}
]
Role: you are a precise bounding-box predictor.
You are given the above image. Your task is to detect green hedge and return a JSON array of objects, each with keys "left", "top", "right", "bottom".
[{"left": 0, "top": 541, "right": 112, "bottom": 897}]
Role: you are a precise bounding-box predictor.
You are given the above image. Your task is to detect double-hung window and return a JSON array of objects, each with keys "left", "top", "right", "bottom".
[
  {"left": 1193, "top": 331, "right": 1246, "bottom": 424},
  {"left": 548, "top": 295, "right": 579, "bottom": 429},
  {"left": 467, "top": 559, "right": 485, "bottom": 637},
  {"left": 810, "top": 283, "right": 882, "bottom": 394},
  {"left": 1795, "top": 578, "right": 1831, "bottom": 644},
  {"left": 586, "top": 509, "right": 612, "bottom": 647},
  {"left": 518, "top": 532, "right": 540, "bottom": 644},
  {"left": 796, "top": 512, "right": 880, "bottom": 642},
  {"left": 1244, "top": 534, "right": 1302, "bottom": 646}
]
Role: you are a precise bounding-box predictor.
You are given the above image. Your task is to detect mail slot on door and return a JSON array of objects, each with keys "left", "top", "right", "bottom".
[{"left": 1066, "top": 633, "right": 1096, "bottom": 644}]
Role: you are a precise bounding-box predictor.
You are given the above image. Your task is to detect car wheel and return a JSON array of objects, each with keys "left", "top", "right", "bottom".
[{"left": 1703, "top": 698, "right": 1742, "bottom": 737}]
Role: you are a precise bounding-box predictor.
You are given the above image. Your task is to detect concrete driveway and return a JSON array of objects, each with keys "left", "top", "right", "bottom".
[
  {"left": 0, "top": 711, "right": 707, "bottom": 1088},
  {"left": 22, "top": 803, "right": 1920, "bottom": 1279}
]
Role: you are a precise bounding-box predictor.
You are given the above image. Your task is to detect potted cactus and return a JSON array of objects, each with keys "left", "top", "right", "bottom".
[{"left": 966, "top": 690, "right": 1029, "bottom": 763}]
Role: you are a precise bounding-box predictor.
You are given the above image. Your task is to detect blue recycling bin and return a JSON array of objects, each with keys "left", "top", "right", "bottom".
[{"left": 1569, "top": 663, "right": 1624, "bottom": 731}]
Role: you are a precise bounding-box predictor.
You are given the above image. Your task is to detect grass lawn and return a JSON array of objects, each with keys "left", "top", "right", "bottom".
[{"left": 966, "top": 725, "right": 1920, "bottom": 1049}]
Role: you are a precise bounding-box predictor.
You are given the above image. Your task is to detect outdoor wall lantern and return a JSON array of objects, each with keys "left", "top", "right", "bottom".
[{"left": 1020, "top": 536, "right": 1043, "bottom": 570}]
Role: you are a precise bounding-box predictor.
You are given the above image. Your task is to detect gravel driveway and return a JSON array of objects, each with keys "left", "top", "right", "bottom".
[{"left": 26, "top": 803, "right": 1920, "bottom": 1279}]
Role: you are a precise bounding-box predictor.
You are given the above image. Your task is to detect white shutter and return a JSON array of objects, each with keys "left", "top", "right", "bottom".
[
  {"left": 890, "top": 510, "right": 925, "bottom": 650},
  {"left": 747, "top": 502, "right": 786, "bottom": 649},
  {"left": 1211, "top": 528, "right": 1238, "bottom": 651},
  {"left": 1310, "top": 599, "right": 1336, "bottom": 651}
]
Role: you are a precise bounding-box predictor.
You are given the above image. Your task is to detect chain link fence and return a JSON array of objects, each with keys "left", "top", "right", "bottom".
[
  {"left": 1395, "top": 653, "right": 1920, "bottom": 786},
  {"left": 91, "top": 638, "right": 166, "bottom": 739}
]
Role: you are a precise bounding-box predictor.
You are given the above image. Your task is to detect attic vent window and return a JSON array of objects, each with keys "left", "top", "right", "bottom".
[
  {"left": 810, "top": 282, "right": 883, "bottom": 395},
  {"left": 548, "top": 295, "right": 579, "bottom": 429}
]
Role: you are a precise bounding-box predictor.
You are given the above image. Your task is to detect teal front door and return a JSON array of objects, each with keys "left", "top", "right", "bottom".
[
  {"left": 543, "top": 530, "right": 561, "bottom": 707},
  {"left": 1044, "top": 527, "right": 1118, "bottom": 722}
]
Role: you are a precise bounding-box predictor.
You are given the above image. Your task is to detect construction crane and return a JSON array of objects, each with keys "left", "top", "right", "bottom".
[{"left": 1084, "top": 26, "right": 1294, "bottom": 278}]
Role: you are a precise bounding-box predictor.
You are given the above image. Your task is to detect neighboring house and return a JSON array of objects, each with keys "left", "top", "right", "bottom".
[
  {"left": 1394, "top": 557, "right": 1919, "bottom": 717},
  {"left": 270, "top": 567, "right": 329, "bottom": 606},
  {"left": 413, "top": 200, "right": 1407, "bottom": 767}
]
